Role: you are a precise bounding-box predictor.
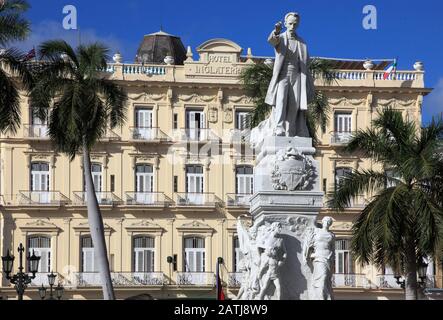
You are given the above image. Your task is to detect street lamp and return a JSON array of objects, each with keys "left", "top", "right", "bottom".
[
  {"left": 38, "top": 271, "right": 64, "bottom": 300},
  {"left": 1, "top": 243, "right": 40, "bottom": 300}
]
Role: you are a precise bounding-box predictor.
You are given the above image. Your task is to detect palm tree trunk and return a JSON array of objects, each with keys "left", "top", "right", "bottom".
[
  {"left": 404, "top": 244, "right": 418, "bottom": 300},
  {"left": 82, "top": 141, "right": 115, "bottom": 300}
]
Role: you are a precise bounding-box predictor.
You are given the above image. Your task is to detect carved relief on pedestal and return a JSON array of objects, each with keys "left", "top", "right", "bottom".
[{"left": 271, "top": 147, "right": 315, "bottom": 191}]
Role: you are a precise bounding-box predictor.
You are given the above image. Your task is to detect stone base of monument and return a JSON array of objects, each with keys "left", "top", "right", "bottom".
[{"left": 238, "top": 136, "right": 325, "bottom": 300}]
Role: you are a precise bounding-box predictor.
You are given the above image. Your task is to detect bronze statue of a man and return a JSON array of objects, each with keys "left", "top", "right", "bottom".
[{"left": 265, "top": 12, "right": 315, "bottom": 137}]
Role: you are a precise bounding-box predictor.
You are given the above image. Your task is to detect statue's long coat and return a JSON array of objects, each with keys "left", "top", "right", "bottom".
[{"left": 265, "top": 31, "right": 315, "bottom": 110}]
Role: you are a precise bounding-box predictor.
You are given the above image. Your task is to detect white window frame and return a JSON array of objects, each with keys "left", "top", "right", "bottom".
[
  {"left": 184, "top": 237, "right": 205, "bottom": 273},
  {"left": 133, "top": 236, "right": 155, "bottom": 273},
  {"left": 135, "top": 108, "right": 153, "bottom": 140},
  {"left": 236, "top": 166, "right": 254, "bottom": 195},
  {"left": 335, "top": 239, "right": 354, "bottom": 274},
  {"left": 28, "top": 236, "right": 51, "bottom": 273}
]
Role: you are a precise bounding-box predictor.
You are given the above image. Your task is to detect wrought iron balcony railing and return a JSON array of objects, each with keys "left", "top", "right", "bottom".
[
  {"left": 29, "top": 272, "right": 65, "bottom": 287},
  {"left": 226, "top": 194, "right": 252, "bottom": 207},
  {"left": 129, "top": 127, "right": 170, "bottom": 142},
  {"left": 332, "top": 273, "right": 373, "bottom": 289},
  {"left": 69, "top": 272, "right": 165, "bottom": 287},
  {"left": 227, "top": 272, "right": 244, "bottom": 288},
  {"left": 125, "top": 192, "right": 172, "bottom": 207},
  {"left": 73, "top": 192, "right": 122, "bottom": 206},
  {"left": 174, "top": 193, "right": 220, "bottom": 207},
  {"left": 176, "top": 272, "right": 215, "bottom": 286},
  {"left": 377, "top": 274, "right": 402, "bottom": 289},
  {"left": 330, "top": 132, "right": 355, "bottom": 145},
  {"left": 18, "top": 191, "right": 70, "bottom": 206}
]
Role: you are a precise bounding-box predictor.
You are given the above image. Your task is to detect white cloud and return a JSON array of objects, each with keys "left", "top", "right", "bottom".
[
  {"left": 8, "top": 20, "right": 131, "bottom": 61},
  {"left": 425, "top": 78, "right": 443, "bottom": 116}
]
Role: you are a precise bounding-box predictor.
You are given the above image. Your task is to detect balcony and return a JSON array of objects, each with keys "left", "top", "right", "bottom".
[
  {"left": 332, "top": 273, "right": 372, "bottom": 289},
  {"left": 174, "top": 128, "right": 220, "bottom": 143},
  {"left": 24, "top": 124, "right": 49, "bottom": 140},
  {"left": 330, "top": 132, "right": 355, "bottom": 146},
  {"left": 226, "top": 194, "right": 251, "bottom": 207},
  {"left": 377, "top": 274, "right": 402, "bottom": 289},
  {"left": 129, "top": 127, "right": 170, "bottom": 142},
  {"left": 18, "top": 191, "right": 70, "bottom": 206},
  {"left": 73, "top": 192, "right": 122, "bottom": 206},
  {"left": 70, "top": 272, "right": 165, "bottom": 287},
  {"left": 174, "top": 193, "right": 220, "bottom": 207},
  {"left": 100, "top": 128, "right": 121, "bottom": 141},
  {"left": 29, "top": 272, "right": 66, "bottom": 287},
  {"left": 228, "top": 272, "right": 244, "bottom": 288},
  {"left": 125, "top": 192, "right": 172, "bottom": 207},
  {"left": 176, "top": 272, "right": 215, "bottom": 286},
  {"left": 229, "top": 129, "right": 251, "bottom": 144}
]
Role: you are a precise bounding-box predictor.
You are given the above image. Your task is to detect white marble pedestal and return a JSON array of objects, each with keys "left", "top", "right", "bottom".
[{"left": 246, "top": 136, "right": 324, "bottom": 300}]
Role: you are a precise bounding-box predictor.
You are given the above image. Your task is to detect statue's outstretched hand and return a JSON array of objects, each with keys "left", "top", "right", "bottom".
[{"left": 274, "top": 22, "right": 282, "bottom": 35}]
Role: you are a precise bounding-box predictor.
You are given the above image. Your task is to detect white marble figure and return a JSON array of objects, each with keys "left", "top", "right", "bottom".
[
  {"left": 236, "top": 219, "right": 287, "bottom": 300},
  {"left": 256, "top": 222, "right": 287, "bottom": 300},
  {"left": 266, "top": 12, "right": 315, "bottom": 137},
  {"left": 303, "top": 216, "right": 335, "bottom": 300}
]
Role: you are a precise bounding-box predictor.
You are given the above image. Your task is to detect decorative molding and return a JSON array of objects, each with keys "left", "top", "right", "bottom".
[
  {"left": 178, "top": 93, "right": 216, "bottom": 103},
  {"left": 328, "top": 97, "right": 364, "bottom": 106},
  {"left": 375, "top": 97, "right": 416, "bottom": 108},
  {"left": 129, "top": 92, "right": 166, "bottom": 102},
  {"left": 20, "top": 219, "right": 60, "bottom": 235},
  {"left": 73, "top": 222, "right": 112, "bottom": 236},
  {"left": 228, "top": 95, "right": 254, "bottom": 104},
  {"left": 177, "top": 220, "right": 214, "bottom": 235},
  {"left": 125, "top": 220, "right": 163, "bottom": 236}
]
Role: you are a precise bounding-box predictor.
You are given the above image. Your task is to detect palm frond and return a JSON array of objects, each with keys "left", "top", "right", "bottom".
[
  {"left": 0, "top": 67, "right": 20, "bottom": 133},
  {"left": 0, "top": 0, "right": 30, "bottom": 46}
]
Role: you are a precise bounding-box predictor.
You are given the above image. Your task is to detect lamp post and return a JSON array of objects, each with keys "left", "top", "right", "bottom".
[
  {"left": 1, "top": 243, "right": 40, "bottom": 300},
  {"left": 394, "top": 261, "right": 429, "bottom": 290},
  {"left": 38, "top": 271, "right": 64, "bottom": 300}
]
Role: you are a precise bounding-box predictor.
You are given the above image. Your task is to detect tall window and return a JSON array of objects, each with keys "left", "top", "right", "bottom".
[
  {"left": 134, "top": 108, "right": 153, "bottom": 139},
  {"left": 81, "top": 236, "right": 97, "bottom": 272},
  {"left": 30, "top": 162, "right": 50, "bottom": 203},
  {"left": 135, "top": 164, "right": 153, "bottom": 193},
  {"left": 184, "top": 237, "right": 205, "bottom": 272},
  {"left": 236, "top": 166, "right": 253, "bottom": 195},
  {"left": 28, "top": 236, "right": 51, "bottom": 273},
  {"left": 186, "top": 110, "right": 205, "bottom": 140},
  {"left": 233, "top": 236, "right": 242, "bottom": 272},
  {"left": 335, "top": 167, "right": 352, "bottom": 191},
  {"left": 334, "top": 112, "right": 352, "bottom": 133},
  {"left": 91, "top": 163, "right": 102, "bottom": 192},
  {"left": 235, "top": 111, "right": 249, "bottom": 131},
  {"left": 133, "top": 236, "right": 155, "bottom": 272},
  {"left": 186, "top": 165, "right": 204, "bottom": 193},
  {"left": 335, "top": 239, "right": 354, "bottom": 274},
  {"left": 30, "top": 108, "right": 48, "bottom": 137}
]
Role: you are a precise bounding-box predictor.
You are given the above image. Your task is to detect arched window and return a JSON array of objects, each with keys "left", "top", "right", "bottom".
[
  {"left": 133, "top": 236, "right": 155, "bottom": 272},
  {"left": 81, "top": 236, "right": 97, "bottom": 272},
  {"left": 184, "top": 237, "right": 205, "bottom": 272},
  {"left": 28, "top": 236, "right": 51, "bottom": 272}
]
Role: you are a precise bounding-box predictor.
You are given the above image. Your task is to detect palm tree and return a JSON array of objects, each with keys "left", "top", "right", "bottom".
[
  {"left": 328, "top": 108, "right": 443, "bottom": 300},
  {"left": 239, "top": 58, "right": 335, "bottom": 143},
  {"left": 30, "top": 40, "right": 128, "bottom": 300},
  {"left": 0, "top": 0, "right": 32, "bottom": 133}
]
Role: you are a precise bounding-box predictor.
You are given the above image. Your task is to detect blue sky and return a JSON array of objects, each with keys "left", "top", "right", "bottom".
[{"left": 18, "top": 0, "right": 443, "bottom": 123}]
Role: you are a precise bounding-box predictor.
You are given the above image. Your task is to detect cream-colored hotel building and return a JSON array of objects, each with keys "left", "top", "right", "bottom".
[{"left": 0, "top": 31, "right": 439, "bottom": 300}]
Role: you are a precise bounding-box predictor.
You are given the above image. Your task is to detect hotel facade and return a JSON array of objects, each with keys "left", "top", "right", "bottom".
[{"left": 0, "top": 31, "right": 438, "bottom": 300}]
